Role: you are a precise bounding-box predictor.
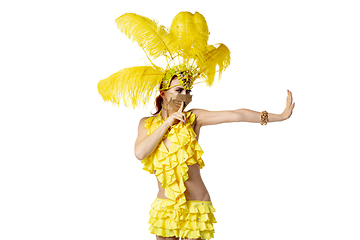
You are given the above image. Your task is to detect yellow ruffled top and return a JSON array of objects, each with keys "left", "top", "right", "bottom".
[{"left": 141, "top": 109, "right": 205, "bottom": 222}]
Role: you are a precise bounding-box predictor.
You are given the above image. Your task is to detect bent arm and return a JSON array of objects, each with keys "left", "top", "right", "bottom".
[{"left": 134, "top": 117, "right": 171, "bottom": 160}]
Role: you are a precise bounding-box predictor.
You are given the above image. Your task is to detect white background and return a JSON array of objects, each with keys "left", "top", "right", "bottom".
[{"left": 1, "top": 0, "right": 359, "bottom": 239}]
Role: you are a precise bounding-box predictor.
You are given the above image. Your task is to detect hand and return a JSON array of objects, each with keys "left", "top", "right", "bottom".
[
  {"left": 280, "top": 90, "right": 295, "bottom": 120},
  {"left": 164, "top": 101, "right": 186, "bottom": 126}
]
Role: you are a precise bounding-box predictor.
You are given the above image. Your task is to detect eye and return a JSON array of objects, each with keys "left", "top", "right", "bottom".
[
  {"left": 186, "top": 90, "right": 192, "bottom": 94},
  {"left": 176, "top": 89, "right": 183, "bottom": 93}
]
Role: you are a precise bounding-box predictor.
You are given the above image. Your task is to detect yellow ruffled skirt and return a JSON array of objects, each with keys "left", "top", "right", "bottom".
[{"left": 148, "top": 197, "right": 217, "bottom": 239}]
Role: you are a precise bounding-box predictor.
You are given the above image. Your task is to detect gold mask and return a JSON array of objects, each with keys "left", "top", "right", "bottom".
[{"left": 167, "top": 92, "right": 193, "bottom": 111}]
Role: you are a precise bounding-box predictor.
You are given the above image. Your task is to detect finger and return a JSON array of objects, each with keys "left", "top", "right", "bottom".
[
  {"left": 174, "top": 112, "right": 186, "bottom": 123},
  {"left": 174, "top": 115, "right": 186, "bottom": 124},
  {"left": 178, "top": 101, "right": 185, "bottom": 113},
  {"left": 287, "top": 91, "right": 293, "bottom": 105},
  {"left": 286, "top": 93, "right": 291, "bottom": 106}
]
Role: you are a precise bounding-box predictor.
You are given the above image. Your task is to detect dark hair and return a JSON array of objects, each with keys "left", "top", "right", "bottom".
[
  {"left": 151, "top": 75, "right": 178, "bottom": 115},
  {"left": 151, "top": 94, "right": 163, "bottom": 115}
]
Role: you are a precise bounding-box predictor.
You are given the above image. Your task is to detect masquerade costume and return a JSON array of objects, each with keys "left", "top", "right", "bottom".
[
  {"left": 98, "top": 11, "right": 231, "bottom": 239},
  {"left": 144, "top": 110, "right": 216, "bottom": 239}
]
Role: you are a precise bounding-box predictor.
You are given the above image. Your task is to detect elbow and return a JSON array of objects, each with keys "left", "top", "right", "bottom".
[
  {"left": 234, "top": 109, "right": 246, "bottom": 122},
  {"left": 134, "top": 146, "right": 147, "bottom": 161},
  {"left": 232, "top": 110, "right": 243, "bottom": 122},
  {"left": 134, "top": 149, "right": 144, "bottom": 161},
  {"left": 134, "top": 142, "right": 143, "bottom": 160}
]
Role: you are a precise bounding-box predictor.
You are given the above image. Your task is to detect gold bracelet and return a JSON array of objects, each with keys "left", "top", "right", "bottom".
[{"left": 260, "top": 111, "right": 268, "bottom": 125}]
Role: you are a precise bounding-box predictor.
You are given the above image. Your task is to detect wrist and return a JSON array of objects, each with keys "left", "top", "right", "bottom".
[
  {"left": 267, "top": 113, "right": 284, "bottom": 123},
  {"left": 162, "top": 120, "right": 172, "bottom": 129},
  {"left": 278, "top": 113, "right": 287, "bottom": 121}
]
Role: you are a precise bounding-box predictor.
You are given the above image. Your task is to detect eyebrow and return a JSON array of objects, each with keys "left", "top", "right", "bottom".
[{"left": 173, "top": 87, "right": 191, "bottom": 92}]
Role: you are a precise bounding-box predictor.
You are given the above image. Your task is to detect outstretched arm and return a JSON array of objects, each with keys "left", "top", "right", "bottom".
[{"left": 190, "top": 90, "right": 295, "bottom": 127}]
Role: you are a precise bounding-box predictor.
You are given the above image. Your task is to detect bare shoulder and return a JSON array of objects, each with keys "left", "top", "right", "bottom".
[
  {"left": 139, "top": 116, "right": 151, "bottom": 123},
  {"left": 135, "top": 116, "right": 152, "bottom": 144},
  {"left": 138, "top": 115, "right": 153, "bottom": 129},
  {"left": 188, "top": 108, "right": 207, "bottom": 116},
  {"left": 187, "top": 108, "right": 206, "bottom": 127},
  {"left": 187, "top": 108, "right": 209, "bottom": 119}
]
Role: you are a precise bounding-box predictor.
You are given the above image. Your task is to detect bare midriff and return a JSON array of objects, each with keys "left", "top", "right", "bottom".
[
  {"left": 154, "top": 114, "right": 210, "bottom": 201},
  {"left": 154, "top": 163, "right": 211, "bottom": 201}
]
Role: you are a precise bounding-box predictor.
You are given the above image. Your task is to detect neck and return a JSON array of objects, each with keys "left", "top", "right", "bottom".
[{"left": 161, "top": 107, "right": 177, "bottom": 121}]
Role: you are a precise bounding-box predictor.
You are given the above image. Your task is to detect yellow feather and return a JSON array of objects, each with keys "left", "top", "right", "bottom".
[
  {"left": 115, "top": 13, "right": 172, "bottom": 60},
  {"left": 98, "top": 66, "right": 164, "bottom": 108},
  {"left": 168, "top": 12, "right": 209, "bottom": 66},
  {"left": 201, "top": 44, "right": 231, "bottom": 86},
  {"left": 98, "top": 12, "right": 231, "bottom": 109}
]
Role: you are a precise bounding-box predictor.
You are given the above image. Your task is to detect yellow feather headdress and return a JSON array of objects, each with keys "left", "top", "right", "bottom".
[{"left": 98, "top": 12, "right": 231, "bottom": 108}]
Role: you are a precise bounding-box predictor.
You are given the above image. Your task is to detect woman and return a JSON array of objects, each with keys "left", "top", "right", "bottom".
[
  {"left": 134, "top": 75, "right": 294, "bottom": 240},
  {"left": 98, "top": 11, "right": 295, "bottom": 240}
]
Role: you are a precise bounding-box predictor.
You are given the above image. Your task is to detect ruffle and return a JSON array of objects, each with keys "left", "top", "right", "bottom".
[
  {"left": 141, "top": 109, "right": 206, "bottom": 228},
  {"left": 148, "top": 198, "right": 216, "bottom": 239},
  {"left": 141, "top": 110, "right": 204, "bottom": 174}
]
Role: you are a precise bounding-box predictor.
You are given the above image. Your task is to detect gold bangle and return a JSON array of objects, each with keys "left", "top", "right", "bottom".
[{"left": 260, "top": 111, "right": 268, "bottom": 125}]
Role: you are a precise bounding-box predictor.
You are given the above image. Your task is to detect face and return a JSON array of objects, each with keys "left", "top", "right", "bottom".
[{"left": 161, "top": 77, "right": 192, "bottom": 110}]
